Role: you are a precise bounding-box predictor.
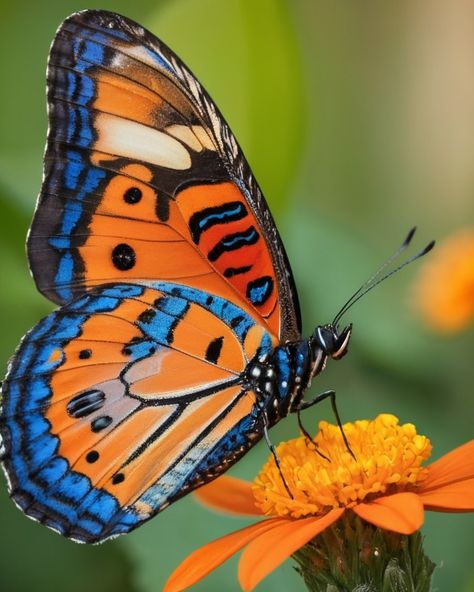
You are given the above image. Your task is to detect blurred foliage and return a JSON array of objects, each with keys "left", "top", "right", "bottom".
[{"left": 0, "top": 1, "right": 473, "bottom": 592}]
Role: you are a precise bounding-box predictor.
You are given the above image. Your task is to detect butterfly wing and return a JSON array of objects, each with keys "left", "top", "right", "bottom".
[
  {"left": 1, "top": 283, "right": 275, "bottom": 542},
  {"left": 28, "top": 9, "right": 301, "bottom": 341}
]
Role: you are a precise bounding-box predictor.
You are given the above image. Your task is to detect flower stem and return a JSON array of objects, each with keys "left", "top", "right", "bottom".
[{"left": 292, "top": 514, "right": 436, "bottom": 592}]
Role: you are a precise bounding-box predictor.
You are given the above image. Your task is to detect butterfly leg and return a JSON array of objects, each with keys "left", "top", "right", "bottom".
[
  {"left": 261, "top": 409, "right": 294, "bottom": 499},
  {"left": 295, "top": 390, "right": 356, "bottom": 460},
  {"left": 296, "top": 409, "right": 330, "bottom": 462}
]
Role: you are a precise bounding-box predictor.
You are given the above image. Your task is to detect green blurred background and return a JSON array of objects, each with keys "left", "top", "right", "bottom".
[{"left": 1, "top": 1, "right": 473, "bottom": 590}]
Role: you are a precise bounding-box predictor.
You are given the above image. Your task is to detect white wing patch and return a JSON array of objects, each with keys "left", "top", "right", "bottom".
[
  {"left": 165, "top": 125, "right": 202, "bottom": 151},
  {"left": 94, "top": 113, "right": 192, "bottom": 170}
]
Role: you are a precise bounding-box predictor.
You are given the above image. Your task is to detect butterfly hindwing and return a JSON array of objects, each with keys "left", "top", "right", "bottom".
[
  {"left": 28, "top": 9, "right": 301, "bottom": 341},
  {"left": 1, "top": 283, "right": 275, "bottom": 542}
]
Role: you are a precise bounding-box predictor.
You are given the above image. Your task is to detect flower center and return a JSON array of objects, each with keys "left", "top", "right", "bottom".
[{"left": 252, "top": 414, "right": 432, "bottom": 519}]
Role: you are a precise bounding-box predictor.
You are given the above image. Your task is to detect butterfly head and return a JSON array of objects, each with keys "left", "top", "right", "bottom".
[{"left": 311, "top": 323, "right": 352, "bottom": 362}]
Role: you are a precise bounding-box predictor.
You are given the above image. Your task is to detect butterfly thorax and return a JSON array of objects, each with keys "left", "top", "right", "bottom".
[
  {"left": 244, "top": 323, "right": 353, "bottom": 426},
  {"left": 245, "top": 341, "right": 312, "bottom": 424}
]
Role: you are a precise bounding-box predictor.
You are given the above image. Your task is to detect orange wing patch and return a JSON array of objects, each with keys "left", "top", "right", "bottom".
[
  {"left": 103, "top": 385, "right": 254, "bottom": 506},
  {"left": 70, "top": 404, "right": 177, "bottom": 488},
  {"left": 176, "top": 181, "right": 279, "bottom": 333},
  {"left": 126, "top": 349, "right": 233, "bottom": 399},
  {"left": 75, "top": 165, "right": 281, "bottom": 338},
  {"left": 93, "top": 71, "right": 163, "bottom": 128},
  {"left": 78, "top": 164, "right": 207, "bottom": 284}
]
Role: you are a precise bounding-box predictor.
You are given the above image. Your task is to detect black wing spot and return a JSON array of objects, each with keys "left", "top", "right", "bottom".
[
  {"left": 138, "top": 309, "right": 155, "bottom": 324},
  {"left": 224, "top": 265, "right": 252, "bottom": 278},
  {"left": 67, "top": 390, "right": 105, "bottom": 419},
  {"left": 123, "top": 187, "right": 142, "bottom": 204},
  {"left": 230, "top": 315, "right": 245, "bottom": 329},
  {"left": 205, "top": 336, "right": 224, "bottom": 364},
  {"left": 86, "top": 450, "right": 100, "bottom": 463},
  {"left": 112, "top": 243, "right": 136, "bottom": 271},
  {"left": 91, "top": 415, "right": 113, "bottom": 433},
  {"left": 79, "top": 349, "right": 92, "bottom": 359},
  {"left": 112, "top": 473, "right": 125, "bottom": 485}
]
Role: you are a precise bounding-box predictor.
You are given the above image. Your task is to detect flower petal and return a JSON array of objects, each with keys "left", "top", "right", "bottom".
[
  {"left": 238, "top": 508, "right": 344, "bottom": 592},
  {"left": 419, "top": 477, "right": 474, "bottom": 511},
  {"left": 163, "top": 518, "right": 288, "bottom": 592},
  {"left": 193, "top": 475, "right": 261, "bottom": 516},
  {"left": 353, "top": 492, "right": 424, "bottom": 534},
  {"left": 421, "top": 440, "right": 474, "bottom": 491}
]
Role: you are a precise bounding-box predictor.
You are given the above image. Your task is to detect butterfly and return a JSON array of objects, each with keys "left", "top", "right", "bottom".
[{"left": 0, "top": 9, "right": 354, "bottom": 544}]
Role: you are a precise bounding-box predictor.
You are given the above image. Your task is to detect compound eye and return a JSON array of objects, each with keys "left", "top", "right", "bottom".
[{"left": 316, "top": 326, "right": 335, "bottom": 354}]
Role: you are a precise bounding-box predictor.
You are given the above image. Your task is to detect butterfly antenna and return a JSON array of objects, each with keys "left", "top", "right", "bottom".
[
  {"left": 336, "top": 240, "right": 435, "bottom": 318},
  {"left": 332, "top": 227, "right": 417, "bottom": 326},
  {"left": 333, "top": 229, "right": 434, "bottom": 326}
]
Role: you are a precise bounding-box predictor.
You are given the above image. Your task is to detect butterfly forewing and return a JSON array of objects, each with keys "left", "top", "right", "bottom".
[{"left": 28, "top": 9, "right": 301, "bottom": 341}]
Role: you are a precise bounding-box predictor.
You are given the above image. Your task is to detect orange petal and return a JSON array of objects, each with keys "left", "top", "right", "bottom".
[
  {"left": 420, "top": 440, "right": 474, "bottom": 491},
  {"left": 353, "top": 492, "right": 424, "bottom": 535},
  {"left": 238, "top": 508, "right": 344, "bottom": 592},
  {"left": 419, "top": 477, "right": 474, "bottom": 511},
  {"left": 193, "top": 475, "right": 262, "bottom": 516},
  {"left": 163, "top": 517, "right": 288, "bottom": 592}
]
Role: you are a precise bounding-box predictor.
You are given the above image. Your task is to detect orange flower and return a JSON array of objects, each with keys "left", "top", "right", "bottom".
[
  {"left": 164, "top": 414, "right": 474, "bottom": 592},
  {"left": 414, "top": 229, "right": 474, "bottom": 332}
]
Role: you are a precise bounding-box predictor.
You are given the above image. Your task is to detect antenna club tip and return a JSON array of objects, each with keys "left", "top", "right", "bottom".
[
  {"left": 403, "top": 226, "right": 417, "bottom": 247},
  {"left": 423, "top": 240, "right": 436, "bottom": 255}
]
